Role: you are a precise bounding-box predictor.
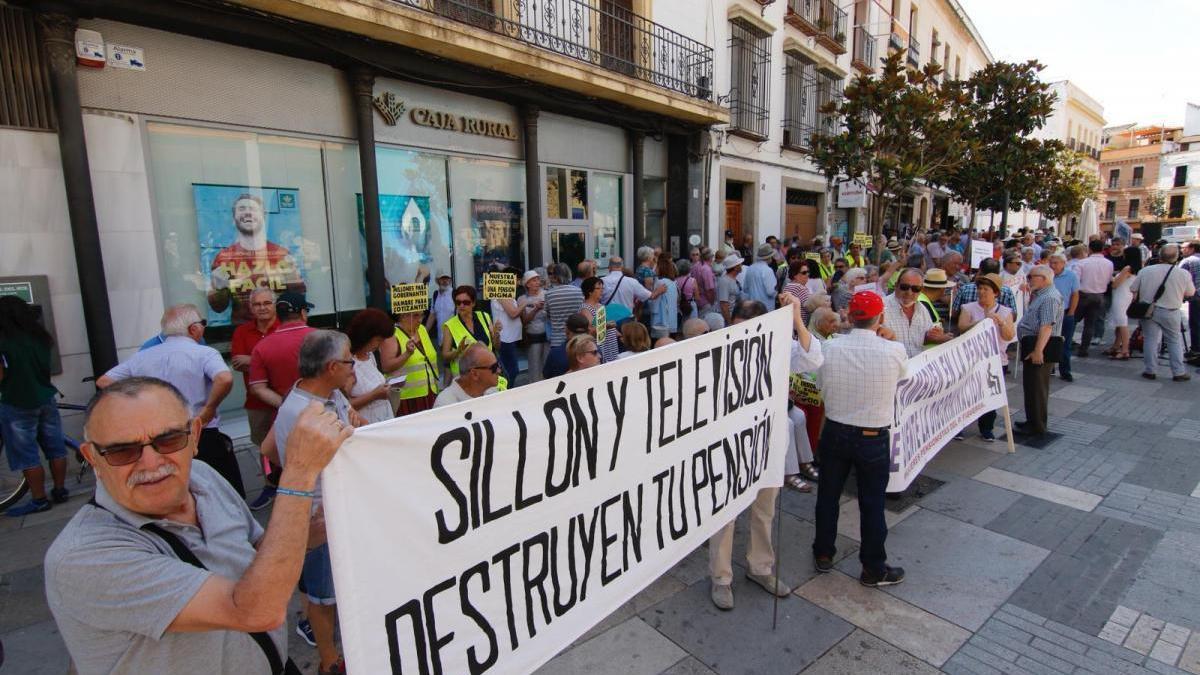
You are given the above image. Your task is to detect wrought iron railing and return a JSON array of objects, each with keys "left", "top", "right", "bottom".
[
  {"left": 782, "top": 52, "right": 842, "bottom": 150},
  {"left": 394, "top": 0, "right": 714, "bottom": 101},
  {"left": 907, "top": 34, "right": 920, "bottom": 67},
  {"left": 787, "top": 0, "right": 820, "bottom": 30},
  {"left": 852, "top": 26, "right": 875, "bottom": 70},
  {"left": 819, "top": 0, "right": 847, "bottom": 48}
]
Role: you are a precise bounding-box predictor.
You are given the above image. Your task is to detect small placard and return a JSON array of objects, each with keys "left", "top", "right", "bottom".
[
  {"left": 852, "top": 232, "right": 873, "bottom": 247},
  {"left": 106, "top": 44, "right": 145, "bottom": 71},
  {"left": 482, "top": 272, "right": 517, "bottom": 300},
  {"left": 390, "top": 283, "right": 429, "bottom": 314},
  {"left": 970, "top": 240, "right": 993, "bottom": 269},
  {"left": 0, "top": 281, "right": 34, "bottom": 304},
  {"left": 805, "top": 252, "right": 821, "bottom": 261},
  {"left": 790, "top": 374, "right": 823, "bottom": 406},
  {"left": 595, "top": 305, "right": 607, "bottom": 345}
]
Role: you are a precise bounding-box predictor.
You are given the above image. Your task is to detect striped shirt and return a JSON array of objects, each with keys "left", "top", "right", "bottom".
[{"left": 543, "top": 284, "right": 584, "bottom": 347}]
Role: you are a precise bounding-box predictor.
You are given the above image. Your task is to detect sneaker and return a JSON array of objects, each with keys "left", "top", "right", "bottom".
[
  {"left": 248, "top": 486, "right": 276, "bottom": 511},
  {"left": 50, "top": 487, "right": 69, "bottom": 504},
  {"left": 980, "top": 431, "right": 996, "bottom": 443},
  {"left": 746, "top": 571, "right": 792, "bottom": 597},
  {"left": 6, "top": 498, "right": 51, "bottom": 518},
  {"left": 1060, "top": 373, "right": 1074, "bottom": 382},
  {"left": 813, "top": 556, "right": 834, "bottom": 573},
  {"left": 318, "top": 657, "right": 346, "bottom": 675},
  {"left": 860, "top": 565, "right": 906, "bottom": 588},
  {"left": 953, "top": 432, "right": 966, "bottom": 441},
  {"left": 1173, "top": 374, "right": 1192, "bottom": 382},
  {"left": 710, "top": 582, "right": 734, "bottom": 610},
  {"left": 1142, "top": 372, "right": 1157, "bottom": 380},
  {"left": 295, "top": 618, "right": 316, "bottom": 647}
]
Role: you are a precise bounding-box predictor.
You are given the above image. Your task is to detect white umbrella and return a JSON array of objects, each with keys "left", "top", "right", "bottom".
[{"left": 1079, "top": 199, "right": 1098, "bottom": 241}]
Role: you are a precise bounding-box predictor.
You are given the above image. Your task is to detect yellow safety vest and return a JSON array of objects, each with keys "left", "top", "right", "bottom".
[
  {"left": 818, "top": 262, "right": 835, "bottom": 280},
  {"left": 391, "top": 326, "right": 439, "bottom": 399},
  {"left": 917, "top": 293, "right": 941, "bottom": 324},
  {"left": 444, "top": 312, "right": 508, "bottom": 391},
  {"left": 846, "top": 253, "right": 867, "bottom": 269}
]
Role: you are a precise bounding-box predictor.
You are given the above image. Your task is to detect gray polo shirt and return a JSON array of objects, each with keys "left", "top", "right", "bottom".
[
  {"left": 44, "top": 461, "right": 283, "bottom": 675},
  {"left": 275, "top": 384, "right": 351, "bottom": 504}
]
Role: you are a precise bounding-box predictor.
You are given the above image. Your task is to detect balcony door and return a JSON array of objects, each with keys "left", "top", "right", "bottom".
[{"left": 599, "top": 0, "right": 635, "bottom": 76}]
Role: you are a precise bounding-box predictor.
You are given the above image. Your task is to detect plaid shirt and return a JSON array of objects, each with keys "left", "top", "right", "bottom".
[
  {"left": 1182, "top": 253, "right": 1200, "bottom": 289},
  {"left": 1017, "top": 285, "right": 1063, "bottom": 340},
  {"left": 953, "top": 282, "right": 1017, "bottom": 314}
]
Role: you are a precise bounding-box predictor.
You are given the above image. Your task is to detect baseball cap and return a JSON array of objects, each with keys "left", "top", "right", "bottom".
[
  {"left": 847, "top": 291, "right": 884, "bottom": 320},
  {"left": 276, "top": 292, "right": 314, "bottom": 314},
  {"left": 436, "top": 271, "right": 451, "bottom": 279}
]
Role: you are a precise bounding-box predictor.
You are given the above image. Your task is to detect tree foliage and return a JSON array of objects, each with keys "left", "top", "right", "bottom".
[
  {"left": 1028, "top": 147, "right": 1100, "bottom": 221},
  {"left": 809, "top": 51, "right": 971, "bottom": 260},
  {"left": 1146, "top": 190, "right": 1168, "bottom": 219}
]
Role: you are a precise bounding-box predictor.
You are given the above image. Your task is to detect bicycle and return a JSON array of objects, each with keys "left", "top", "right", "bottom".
[{"left": 0, "top": 397, "right": 90, "bottom": 512}]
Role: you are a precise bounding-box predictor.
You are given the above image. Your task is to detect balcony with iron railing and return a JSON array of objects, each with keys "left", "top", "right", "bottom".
[
  {"left": 394, "top": 0, "right": 715, "bottom": 102},
  {"left": 815, "top": 0, "right": 847, "bottom": 54},
  {"left": 785, "top": 0, "right": 821, "bottom": 36},
  {"left": 851, "top": 26, "right": 875, "bottom": 73},
  {"left": 907, "top": 34, "right": 920, "bottom": 67}
]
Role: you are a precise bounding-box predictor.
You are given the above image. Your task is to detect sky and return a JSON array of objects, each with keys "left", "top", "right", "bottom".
[{"left": 955, "top": 0, "right": 1199, "bottom": 129}]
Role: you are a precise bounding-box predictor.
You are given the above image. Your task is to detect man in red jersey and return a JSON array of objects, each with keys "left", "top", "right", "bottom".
[{"left": 208, "top": 193, "right": 305, "bottom": 324}]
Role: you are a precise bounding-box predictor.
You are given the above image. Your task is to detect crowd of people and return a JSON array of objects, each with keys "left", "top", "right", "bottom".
[{"left": 0, "top": 222, "right": 1196, "bottom": 673}]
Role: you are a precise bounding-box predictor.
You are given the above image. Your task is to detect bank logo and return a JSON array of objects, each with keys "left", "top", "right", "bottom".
[{"left": 373, "top": 91, "right": 406, "bottom": 126}]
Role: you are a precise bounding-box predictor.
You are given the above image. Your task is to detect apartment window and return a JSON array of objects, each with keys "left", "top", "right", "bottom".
[
  {"left": 1128, "top": 199, "right": 1140, "bottom": 219},
  {"left": 1108, "top": 169, "right": 1120, "bottom": 189},
  {"left": 954, "top": 56, "right": 961, "bottom": 79},
  {"left": 891, "top": 0, "right": 900, "bottom": 17},
  {"left": 816, "top": 71, "right": 844, "bottom": 135},
  {"left": 728, "top": 19, "right": 771, "bottom": 140},
  {"left": 1132, "top": 166, "right": 1144, "bottom": 187},
  {"left": 930, "top": 29, "right": 939, "bottom": 61},
  {"left": 1175, "top": 165, "right": 1188, "bottom": 187},
  {"left": 943, "top": 43, "right": 951, "bottom": 74},
  {"left": 782, "top": 53, "right": 818, "bottom": 150},
  {"left": 1104, "top": 201, "right": 1116, "bottom": 220},
  {"left": 1169, "top": 195, "right": 1185, "bottom": 218}
]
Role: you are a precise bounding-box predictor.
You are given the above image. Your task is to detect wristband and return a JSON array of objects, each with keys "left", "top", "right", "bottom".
[{"left": 276, "top": 487, "right": 317, "bottom": 499}]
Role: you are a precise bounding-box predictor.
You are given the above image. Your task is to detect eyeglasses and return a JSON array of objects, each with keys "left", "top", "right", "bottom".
[
  {"left": 90, "top": 423, "right": 193, "bottom": 467},
  {"left": 334, "top": 358, "right": 355, "bottom": 366},
  {"left": 456, "top": 299, "right": 473, "bottom": 306},
  {"left": 190, "top": 319, "right": 207, "bottom": 328},
  {"left": 896, "top": 283, "right": 923, "bottom": 292},
  {"left": 472, "top": 362, "right": 501, "bottom": 373}
]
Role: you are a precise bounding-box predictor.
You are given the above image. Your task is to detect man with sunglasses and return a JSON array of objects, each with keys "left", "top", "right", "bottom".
[
  {"left": 45, "top": 376, "right": 350, "bottom": 675},
  {"left": 97, "top": 304, "right": 243, "bottom": 496},
  {"left": 434, "top": 343, "right": 501, "bottom": 408},
  {"left": 883, "top": 269, "right": 946, "bottom": 357}
]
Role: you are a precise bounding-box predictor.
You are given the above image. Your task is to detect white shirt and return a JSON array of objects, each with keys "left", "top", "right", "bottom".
[
  {"left": 805, "top": 278, "right": 827, "bottom": 297},
  {"left": 818, "top": 329, "right": 908, "bottom": 428},
  {"left": 1131, "top": 263, "right": 1196, "bottom": 311},
  {"left": 433, "top": 379, "right": 497, "bottom": 408},
  {"left": 790, "top": 336, "right": 824, "bottom": 374},
  {"left": 601, "top": 270, "right": 651, "bottom": 310},
  {"left": 1075, "top": 254, "right": 1115, "bottom": 294},
  {"left": 350, "top": 354, "right": 393, "bottom": 424},
  {"left": 491, "top": 299, "right": 524, "bottom": 343},
  {"left": 883, "top": 294, "right": 934, "bottom": 357}
]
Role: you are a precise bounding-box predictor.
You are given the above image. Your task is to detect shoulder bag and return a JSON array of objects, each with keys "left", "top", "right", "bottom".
[{"left": 1126, "top": 262, "right": 1178, "bottom": 320}]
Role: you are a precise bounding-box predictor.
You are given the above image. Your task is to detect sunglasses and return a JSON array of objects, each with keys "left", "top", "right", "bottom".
[
  {"left": 456, "top": 299, "right": 474, "bottom": 306},
  {"left": 90, "top": 423, "right": 193, "bottom": 467},
  {"left": 472, "top": 362, "right": 501, "bottom": 373},
  {"left": 896, "top": 283, "right": 923, "bottom": 292},
  {"left": 581, "top": 349, "right": 600, "bottom": 357}
]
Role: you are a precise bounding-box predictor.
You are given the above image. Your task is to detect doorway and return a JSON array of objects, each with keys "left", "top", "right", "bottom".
[
  {"left": 548, "top": 225, "right": 589, "bottom": 275},
  {"left": 725, "top": 181, "right": 746, "bottom": 244}
]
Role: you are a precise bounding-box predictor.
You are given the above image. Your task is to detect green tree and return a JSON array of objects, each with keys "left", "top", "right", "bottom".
[
  {"left": 1028, "top": 147, "right": 1100, "bottom": 223},
  {"left": 1146, "top": 190, "right": 1168, "bottom": 220},
  {"left": 809, "top": 51, "right": 971, "bottom": 262},
  {"left": 942, "top": 60, "right": 1058, "bottom": 233}
]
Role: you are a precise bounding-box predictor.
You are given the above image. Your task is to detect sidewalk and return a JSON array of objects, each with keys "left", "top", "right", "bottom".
[{"left": 2, "top": 349, "right": 1198, "bottom": 674}]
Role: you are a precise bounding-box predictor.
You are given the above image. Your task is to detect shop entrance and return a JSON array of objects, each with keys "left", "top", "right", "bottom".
[
  {"left": 725, "top": 181, "right": 746, "bottom": 244},
  {"left": 548, "top": 225, "right": 590, "bottom": 274}
]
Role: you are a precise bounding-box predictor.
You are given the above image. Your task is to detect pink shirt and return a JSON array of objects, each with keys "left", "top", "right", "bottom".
[{"left": 1075, "top": 254, "right": 1115, "bottom": 294}]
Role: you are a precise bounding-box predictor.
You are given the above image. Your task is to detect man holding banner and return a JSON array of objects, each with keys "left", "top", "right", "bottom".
[
  {"left": 709, "top": 296, "right": 822, "bottom": 610},
  {"left": 813, "top": 291, "right": 908, "bottom": 587}
]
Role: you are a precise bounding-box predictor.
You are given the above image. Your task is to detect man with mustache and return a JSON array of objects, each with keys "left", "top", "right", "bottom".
[
  {"left": 44, "top": 376, "right": 351, "bottom": 674},
  {"left": 208, "top": 193, "right": 306, "bottom": 325}
]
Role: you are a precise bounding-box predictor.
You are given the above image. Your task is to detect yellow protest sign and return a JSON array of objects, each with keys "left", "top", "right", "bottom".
[
  {"left": 852, "top": 232, "right": 872, "bottom": 247},
  {"left": 595, "top": 305, "right": 607, "bottom": 345},
  {"left": 790, "top": 374, "right": 822, "bottom": 406},
  {"left": 805, "top": 252, "right": 821, "bottom": 261},
  {"left": 390, "top": 283, "right": 429, "bottom": 315},
  {"left": 482, "top": 272, "right": 517, "bottom": 300}
]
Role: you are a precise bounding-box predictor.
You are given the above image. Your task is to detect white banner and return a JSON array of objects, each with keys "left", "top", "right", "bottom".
[
  {"left": 887, "top": 320, "right": 1007, "bottom": 491},
  {"left": 837, "top": 179, "right": 867, "bottom": 208},
  {"left": 322, "top": 309, "right": 793, "bottom": 674}
]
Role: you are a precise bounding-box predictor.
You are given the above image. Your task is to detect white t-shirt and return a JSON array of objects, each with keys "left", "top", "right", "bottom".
[
  {"left": 601, "top": 270, "right": 651, "bottom": 310},
  {"left": 491, "top": 299, "right": 524, "bottom": 344},
  {"left": 351, "top": 355, "right": 393, "bottom": 424}
]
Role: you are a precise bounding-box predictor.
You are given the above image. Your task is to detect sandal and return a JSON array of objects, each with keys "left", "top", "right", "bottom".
[
  {"left": 1116, "top": 352, "right": 1130, "bottom": 360},
  {"left": 799, "top": 463, "right": 820, "bottom": 481},
  {"left": 785, "top": 475, "right": 813, "bottom": 493}
]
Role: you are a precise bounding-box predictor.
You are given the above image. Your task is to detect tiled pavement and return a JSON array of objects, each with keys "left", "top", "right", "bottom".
[{"left": 2, "top": 346, "right": 1199, "bottom": 674}]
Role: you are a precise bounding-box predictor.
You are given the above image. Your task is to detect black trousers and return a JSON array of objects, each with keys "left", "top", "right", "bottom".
[
  {"left": 1075, "top": 292, "right": 1105, "bottom": 351},
  {"left": 1020, "top": 350, "right": 1052, "bottom": 435},
  {"left": 813, "top": 420, "right": 891, "bottom": 576},
  {"left": 197, "top": 428, "right": 246, "bottom": 497}
]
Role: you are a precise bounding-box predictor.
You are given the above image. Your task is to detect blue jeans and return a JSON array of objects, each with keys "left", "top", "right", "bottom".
[
  {"left": 498, "top": 341, "right": 520, "bottom": 384},
  {"left": 813, "top": 420, "right": 891, "bottom": 576},
  {"left": 1142, "top": 309, "right": 1186, "bottom": 377},
  {"left": 1058, "top": 315, "right": 1076, "bottom": 377},
  {"left": 300, "top": 544, "right": 336, "bottom": 605},
  {"left": 0, "top": 401, "right": 67, "bottom": 472}
]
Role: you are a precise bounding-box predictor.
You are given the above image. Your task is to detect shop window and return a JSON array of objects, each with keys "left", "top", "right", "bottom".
[
  {"left": 639, "top": 178, "right": 667, "bottom": 249},
  {"left": 372, "top": 147, "right": 453, "bottom": 289},
  {"left": 450, "top": 157, "right": 527, "bottom": 285},
  {"left": 592, "top": 173, "right": 624, "bottom": 265},
  {"left": 546, "top": 167, "right": 589, "bottom": 219}
]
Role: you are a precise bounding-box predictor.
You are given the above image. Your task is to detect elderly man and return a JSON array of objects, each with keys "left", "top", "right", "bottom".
[
  {"left": 813, "top": 291, "right": 908, "bottom": 587},
  {"left": 1016, "top": 265, "right": 1064, "bottom": 438},
  {"left": 434, "top": 343, "right": 501, "bottom": 407},
  {"left": 543, "top": 263, "right": 585, "bottom": 349},
  {"left": 680, "top": 317, "right": 709, "bottom": 339},
  {"left": 45, "top": 377, "right": 349, "bottom": 674},
  {"left": 1049, "top": 253, "right": 1080, "bottom": 382},
  {"left": 98, "top": 304, "right": 242, "bottom": 496},
  {"left": 230, "top": 288, "right": 280, "bottom": 509},
  {"left": 717, "top": 253, "right": 746, "bottom": 325},
  {"left": 574, "top": 259, "right": 597, "bottom": 289},
  {"left": 1073, "top": 239, "right": 1114, "bottom": 358},
  {"left": 709, "top": 297, "right": 822, "bottom": 610},
  {"left": 269, "top": 329, "right": 364, "bottom": 674},
  {"left": 743, "top": 244, "right": 780, "bottom": 308},
  {"left": 884, "top": 269, "right": 949, "bottom": 357},
  {"left": 601, "top": 256, "right": 664, "bottom": 314},
  {"left": 1132, "top": 244, "right": 1196, "bottom": 381}
]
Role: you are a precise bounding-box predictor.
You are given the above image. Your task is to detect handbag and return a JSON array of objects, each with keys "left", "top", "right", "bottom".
[
  {"left": 1019, "top": 334, "right": 1064, "bottom": 364},
  {"left": 1126, "top": 262, "right": 1178, "bottom": 320}
]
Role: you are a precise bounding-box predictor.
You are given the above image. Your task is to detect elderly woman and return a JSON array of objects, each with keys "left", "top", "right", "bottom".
[
  {"left": 580, "top": 276, "right": 620, "bottom": 362},
  {"left": 517, "top": 270, "right": 548, "bottom": 383},
  {"left": 958, "top": 273, "right": 1015, "bottom": 441},
  {"left": 808, "top": 306, "right": 841, "bottom": 341},
  {"left": 342, "top": 308, "right": 397, "bottom": 425},
  {"left": 831, "top": 268, "right": 868, "bottom": 313},
  {"left": 651, "top": 257, "right": 680, "bottom": 339},
  {"left": 441, "top": 285, "right": 502, "bottom": 384},
  {"left": 817, "top": 249, "right": 836, "bottom": 285},
  {"left": 566, "top": 334, "right": 601, "bottom": 373},
  {"left": 617, "top": 321, "right": 651, "bottom": 359}
]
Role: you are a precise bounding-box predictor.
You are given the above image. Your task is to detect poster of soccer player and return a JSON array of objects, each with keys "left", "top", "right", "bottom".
[{"left": 196, "top": 185, "right": 306, "bottom": 327}]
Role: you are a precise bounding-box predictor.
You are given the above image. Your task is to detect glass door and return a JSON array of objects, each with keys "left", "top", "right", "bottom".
[{"left": 548, "top": 224, "right": 589, "bottom": 275}]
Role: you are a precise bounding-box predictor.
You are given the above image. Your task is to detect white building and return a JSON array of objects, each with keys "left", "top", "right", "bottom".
[
  {"left": 680, "top": 0, "right": 992, "bottom": 248},
  {"left": 1158, "top": 103, "right": 1200, "bottom": 230}
]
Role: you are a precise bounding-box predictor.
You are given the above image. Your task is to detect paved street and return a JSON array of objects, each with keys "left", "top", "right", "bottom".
[{"left": 2, "top": 349, "right": 1199, "bottom": 675}]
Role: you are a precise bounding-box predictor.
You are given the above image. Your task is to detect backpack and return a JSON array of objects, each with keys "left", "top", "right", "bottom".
[{"left": 678, "top": 277, "right": 695, "bottom": 319}]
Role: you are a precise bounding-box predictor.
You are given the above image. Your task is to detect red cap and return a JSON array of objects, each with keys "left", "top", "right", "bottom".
[{"left": 847, "top": 291, "right": 884, "bottom": 320}]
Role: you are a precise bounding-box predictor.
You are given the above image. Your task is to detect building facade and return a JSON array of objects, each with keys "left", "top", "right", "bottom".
[
  {"left": 690, "top": 0, "right": 991, "bottom": 249},
  {"left": 0, "top": 0, "right": 724, "bottom": 420},
  {"left": 1099, "top": 124, "right": 1182, "bottom": 240}
]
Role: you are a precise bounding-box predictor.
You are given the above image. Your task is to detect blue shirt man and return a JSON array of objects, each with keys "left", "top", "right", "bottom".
[{"left": 742, "top": 246, "right": 780, "bottom": 308}]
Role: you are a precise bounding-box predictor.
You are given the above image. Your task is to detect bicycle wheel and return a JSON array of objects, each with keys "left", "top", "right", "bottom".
[{"left": 0, "top": 439, "right": 30, "bottom": 511}]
